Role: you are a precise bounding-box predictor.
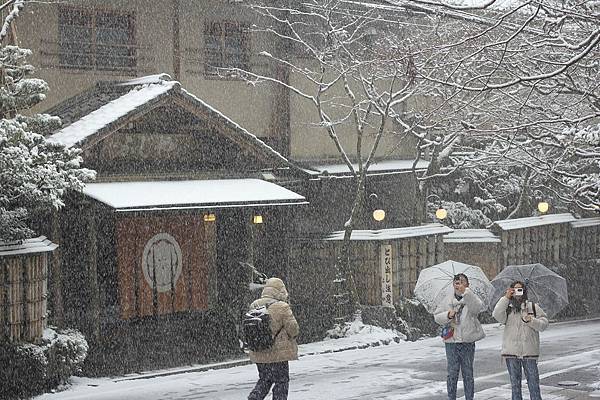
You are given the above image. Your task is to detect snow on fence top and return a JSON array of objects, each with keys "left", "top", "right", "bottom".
[
  {"left": 324, "top": 223, "right": 453, "bottom": 241},
  {"left": 0, "top": 236, "right": 58, "bottom": 257},
  {"left": 570, "top": 217, "right": 600, "bottom": 229},
  {"left": 493, "top": 213, "right": 576, "bottom": 231},
  {"left": 443, "top": 229, "right": 501, "bottom": 243},
  {"left": 310, "top": 159, "right": 430, "bottom": 176},
  {"left": 82, "top": 179, "right": 307, "bottom": 211}
]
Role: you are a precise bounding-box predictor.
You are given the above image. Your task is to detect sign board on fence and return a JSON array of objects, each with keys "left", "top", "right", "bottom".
[{"left": 380, "top": 244, "right": 393, "bottom": 307}]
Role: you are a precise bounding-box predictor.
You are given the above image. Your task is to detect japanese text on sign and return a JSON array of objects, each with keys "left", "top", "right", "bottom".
[{"left": 380, "top": 244, "right": 393, "bottom": 307}]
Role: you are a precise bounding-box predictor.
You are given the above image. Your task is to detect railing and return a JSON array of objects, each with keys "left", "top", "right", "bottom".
[{"left": 39, "top": 39, "right": 156, "bottom": 75}]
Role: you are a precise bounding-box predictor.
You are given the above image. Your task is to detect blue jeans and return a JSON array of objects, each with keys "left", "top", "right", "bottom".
[
  {"left": 506, "top": 357, "right": 542, "bottom": 400},
  {"left": 445, "top": 342, "right": 475, "bottom": 400}
]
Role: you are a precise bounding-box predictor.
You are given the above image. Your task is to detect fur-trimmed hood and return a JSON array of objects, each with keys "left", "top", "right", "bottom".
[{"left": 260, "top": 277, "right": 289, "bottom": 302}]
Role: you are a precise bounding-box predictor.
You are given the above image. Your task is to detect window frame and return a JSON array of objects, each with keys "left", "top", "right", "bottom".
[
  {"left": 203, "top": 20, "right": 251, "bottom": 79},
  {"left": 58, "top": 5, "right": 137, "bottom": 73}
]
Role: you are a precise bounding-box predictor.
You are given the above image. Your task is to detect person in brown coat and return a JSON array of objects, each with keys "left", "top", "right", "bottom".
[{"left": 247, "top": 277, "right": 299, "bottom": 400}]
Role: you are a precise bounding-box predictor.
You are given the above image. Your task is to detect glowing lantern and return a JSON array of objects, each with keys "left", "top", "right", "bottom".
[
  {"left": 203, "top": 213, "right": 216, "bottom": 222},
  {"left": 373, "top": 209, "right": 386, "bottom": 222},
  {"left": 435, "top": 207, "right": 448, "bottom": 220}
]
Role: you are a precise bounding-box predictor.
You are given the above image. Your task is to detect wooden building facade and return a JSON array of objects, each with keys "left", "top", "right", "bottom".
[{"left": 43, "top": 75, "right": 309, "bottom": 373}]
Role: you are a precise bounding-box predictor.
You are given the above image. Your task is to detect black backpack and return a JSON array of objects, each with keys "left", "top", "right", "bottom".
[{"left": 242, "top": 301, "right": 283, "bottom": 351}]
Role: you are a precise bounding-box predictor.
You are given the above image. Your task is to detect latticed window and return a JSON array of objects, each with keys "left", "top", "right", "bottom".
[
  {"left": 204, "top": 20, "right": 250, "bottom": 77},
  {"left": 58, "top": 7, "right": 136, "bottom": 72}
]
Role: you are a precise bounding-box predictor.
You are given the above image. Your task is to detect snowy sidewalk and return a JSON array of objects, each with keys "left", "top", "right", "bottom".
[
  {"left": 459, "top": 384, "right": 600, "bottom": 400},
  {"left": 36, "top": 319, "right": 600, "bottom": 400},
  {"left": 114, "top": 321, "right": 402, "bottom": 382}
]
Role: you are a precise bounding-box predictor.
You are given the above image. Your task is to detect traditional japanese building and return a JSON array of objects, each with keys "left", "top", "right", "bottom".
[
  {"left": 10, "top": 0, "right": 431, "bottom": 372},
  {"left": 43, "top": 74, "right": 309, "bottom": 373}
]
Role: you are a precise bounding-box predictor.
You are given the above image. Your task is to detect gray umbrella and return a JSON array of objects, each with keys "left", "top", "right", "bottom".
[{"left": 488, "top": 263, "right": 568, "bottom": 318}]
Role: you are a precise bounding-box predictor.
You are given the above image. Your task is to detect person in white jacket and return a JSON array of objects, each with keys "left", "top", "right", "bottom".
[
  {"left": 434, "top": 273, "right": 485, "bottom": 400},
  {"left": 492, "top": 281, "right": 548, "bottom": 400}
]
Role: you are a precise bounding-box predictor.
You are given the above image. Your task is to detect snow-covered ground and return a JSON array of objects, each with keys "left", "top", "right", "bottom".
[{"left": 36, "top": 318, "right": 600, "bottom": 400}]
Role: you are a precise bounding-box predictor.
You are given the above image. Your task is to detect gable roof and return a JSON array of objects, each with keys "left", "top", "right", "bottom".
[{"left": 45, "top": 74, "right": 297, "bottom": 170}]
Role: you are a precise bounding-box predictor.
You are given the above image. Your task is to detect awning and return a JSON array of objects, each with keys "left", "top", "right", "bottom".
[{"left": 83, "top": 179, "right": 308, "bottom": 212}]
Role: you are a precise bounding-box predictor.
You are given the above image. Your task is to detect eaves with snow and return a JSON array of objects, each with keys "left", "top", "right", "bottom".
[
  {"left": 45, "top": 73, "right": 296, "bottom": 170},
  {"left": 43, "top": 74, "right": 310, "bottom": 210}
]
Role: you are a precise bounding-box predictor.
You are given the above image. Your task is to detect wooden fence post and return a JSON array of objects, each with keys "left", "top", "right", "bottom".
[
  {"left": 435, "top": 235, "right": 445, "bottom": 264},
  {"left": 409, "top": 238, "right": 417, "bottom": 296},
  {"left": 400, "top": 240, "right": 410, "bottom": 298}
]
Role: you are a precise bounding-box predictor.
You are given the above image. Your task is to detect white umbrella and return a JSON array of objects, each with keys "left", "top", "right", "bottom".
[
  {"left": 488, "top": 263, "right": 568, "bottom": 318},
  {"left": 414, "top": 260, "right": 494, "bottom": 314}
]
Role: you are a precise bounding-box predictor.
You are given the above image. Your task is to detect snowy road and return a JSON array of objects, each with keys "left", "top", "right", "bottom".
[{"left": 37, "top": 318, "right": 600, "bottom": 400}]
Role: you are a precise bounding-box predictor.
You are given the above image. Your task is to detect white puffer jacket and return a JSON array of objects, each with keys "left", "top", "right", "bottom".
[
  {"left": 434, "top": 288, "right": 486, "bottom": 343},
  {"left": 492, "top": 296, "right": 548, "bottom": 358}
]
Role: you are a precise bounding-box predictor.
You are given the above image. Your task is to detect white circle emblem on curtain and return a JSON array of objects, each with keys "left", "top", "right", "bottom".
[{"left": 141, "top": 233, "right": 183, "bottom": 293}]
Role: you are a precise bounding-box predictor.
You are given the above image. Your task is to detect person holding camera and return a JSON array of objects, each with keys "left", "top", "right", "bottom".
[
  {"left": 434, "top": 273, "right": 485, "bottom": 400},
  {"left": 492, "top": 281, "right": 548, "bottom": 400}
]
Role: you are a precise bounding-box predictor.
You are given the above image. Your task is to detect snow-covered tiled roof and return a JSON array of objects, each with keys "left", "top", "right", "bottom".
[
  {"left": 570, "top": 217, "right": 600, "bottom": 229},
  {"left": 0, "top": 236, "right": 58, "bottom": 257},
  {"left": 443, "top": 229, "right": 501, "bottom": 243},
  {"left": 310, "top": 159, "right": 430, "bottom": 175},
  {"left": 47, "top": 79, "right": 178, "bottom": 148},
  {"left": 44, "top": 74, "right": 298, "bottom": 170},
  {"left": 83, "top": 179, "right": 307, "bottom": 211},
  {"left": 324, "top": 223, "right": 453, "bottom": 241},
  {"left": 493, "top": 213, "right": 576, "bottom": 231}
]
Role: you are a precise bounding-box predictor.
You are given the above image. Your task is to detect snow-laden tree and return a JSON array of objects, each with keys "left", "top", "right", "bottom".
[
  {"left": 229, "top": 0, "right": 462, "bottom": 322},
  {"left": 225, "top": 0, "right": 599, "bottom": 321},
  {"left": 0, "top": 43, "right": 95, "bottom": 241},
  {"left": 391, "top": 0, "right": 600, "bottom": 213}
]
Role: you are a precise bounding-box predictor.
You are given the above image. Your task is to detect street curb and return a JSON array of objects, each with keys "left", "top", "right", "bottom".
[
  {"left": 112, "top": 317, "right": 599, "bottom": 383},
  {"left": 113, "top": 336, "right": 403, "bottom": 382}
]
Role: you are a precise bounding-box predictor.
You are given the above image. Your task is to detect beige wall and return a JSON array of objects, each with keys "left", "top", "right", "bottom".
[
  {"left": 15, "top": 0, "right": 419, "bottom": 161},
  {"left": 18, "top": 0, "right": 172, "bottom": 110},
  {"left": 17, "top": 0, "right": 278, "bottom": 137},
  {"left": 288, "top": 59, "right": 420, "bottom": 161}
]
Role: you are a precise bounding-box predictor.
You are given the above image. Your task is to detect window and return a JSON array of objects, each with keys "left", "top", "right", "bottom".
[
  {"left": 59, "top": 7, "right": 136, "bottom": 71},
  {"left": 204, "top": 20, "right": 250, "bottom": 77}
]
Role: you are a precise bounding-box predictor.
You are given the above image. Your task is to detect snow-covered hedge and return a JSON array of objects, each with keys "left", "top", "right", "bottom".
[{"left": 0, "top": 327, "right": 88, "bottom": 399}]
